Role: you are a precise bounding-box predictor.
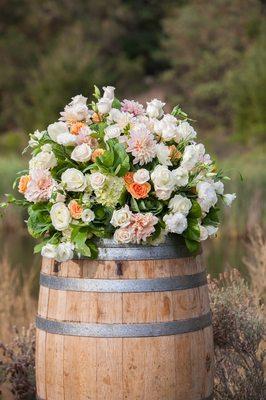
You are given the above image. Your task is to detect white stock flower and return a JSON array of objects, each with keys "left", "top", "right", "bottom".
[
  {"left": 163, "top": 213, "right": 188, "bottom": 234},
  {"left": 214, "top": 181, "right": 224, "bottom": 195},
  {"left": 196, "top": 181, "right": 218, "bottom": 213},
  {"left": 41, "top": 243, "right": 58, "bottom": 259},
  {"left": 168, "top": 195, "right": 192, "bottom": 216},
  {"left": 223, "top": 193, "right": 236, "bottom": 206},
  {"left": 61, "top": 168, "right": 87, "bottom": 192},
  {"left": 133, "top": 169, "right": 150, "bottom": 184},
  {"left": 89, "top": 172, "right": 106, "bottom": 190},
  {"left": 181, "top": 144, "right": 205, "bottom": 171},
  {"left": 97, "top": 98, "right": 112, "bottom": 114},
  {"left": 71, "top": 144, "right": 92, "bottom": 162},
  {"left": 48, "top": 122, "right": 69, "bottom": 142},
  {"left": 102, "top": 86, "right": 115, "bottom": 101},
  {"left": 176, "top": 122, "right": 197, "bottom": 141},
  {"left": 146, "top": 99, "right": 165, "bottom": 118},
  {"left": 155, "top": 143, "right": 172, "bottom": 166},
  {"left": 29, "top": 150, "right": 57, "bottom": 171},
  {"left": 172, "top": 167, "right": 189, "bottom": 187},
  {"left": 81, "top": 209, "right": 95, "bottom": 223},
  {"left": 56, "top": 242, "right": 74, "bottom": 262},
  {"left": 50, "top": 202, "right": 71, "bottom": 231},
  {"left": 151, "top": 165, "right": 175, "bottom": 192},
  {"left": 110, "top": 205, "right": 132, "bottom": 227},
  {"left": 104, "top": 124, "right": 121, "bottom": 141}
]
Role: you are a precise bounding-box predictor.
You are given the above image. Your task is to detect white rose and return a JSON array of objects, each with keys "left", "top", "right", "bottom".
[
  {"left": 41, "top": 243, "right": 58, "bottom": 259},
  {"left": 155, "top": 143, "right": 172, "bottom": 166},
  {"left": 114, "top": 227, "right": 134, "bottom": 244},
  {"left": 89, "top": 172, "right": 106, "bottom": 190},
  {"left": 48, "top": 122, "right": 69, "bottom": 142},
  {"left": 29, "top": 150, "right": 57, "bottom": 171},
  {"left": 168, "top": 195, "right": 192, "bottom": 216},
  {"left": 154, "top": 114, "right": 178, "bottom": 141},
  {"left": 206, "top": 225, "right": 218, "bottom": 236},
  {"left": 163, "top": 212, "right": 188, "bottom": 234},
  {"left": 155, "top": 189, "right": 173, "bottom": 200},
  {"left": 97, "top": 98, "right": 112, "bottom": 114},
  {"left": 71, "top": 144, "right": 92, "bottom": 162},
  {"left": 214, "top": 181, "right": 224, "bottom": 195},
  {"left": 146, "top": 99, "right": 165, "bottom": 118},
  {"left": 61, "top": 168, "right": 87, "bottom": 192},
  {"left": 57, "top": 133, "right": 76, "bottom": 146},
  {"left": 223, "top": 193, "right": 236, "bottom": 207},
  {"left": 172, "top": 167, "right": 189, "bottom": 187},
  {"left": 50, "top": 202, "right": 71, "bottom": 231},
  {"left": 102, "top": 86, "right": 115, "bottom": 101},
  {"left": 133, "top": 169, "right": 150, "bottom": 184},
  {"left": 104, "top": 124, "right": 121, "bottom": 141},
  {"left": 151, "top": 165, "right": 175, "bottom": 191},
  {"left": 199, "top": 225, "right": 209, "bottom": 241},
  {"left": 56, "top": 242, "right": 74, "bottom": 262},
  {"left": 181, "top": 144, "right": 205, "bottom": 171},
  {"left": 176, "top": 122, "right": 197, "bottom": 141},
  {"left": 110, "top": 205, "right": 132, "bottom": 227},
  {"left": 81, "top": 209, "right": 95, "bottom": 223}
]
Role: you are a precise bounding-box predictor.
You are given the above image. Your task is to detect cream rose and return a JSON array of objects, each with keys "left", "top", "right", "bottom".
[
  {"left": 151, "top": 165, "right": 175, "bottom": 192},
  {"left": 168, "top": 195, "right": 192, "bottom": 216},
  {"left": 81, "top": 209, "right": 95, "bottom": 223},
  {"left": 71, "top": 144, "right": 92, "bottom": 162},
  {"left": 110, "top": 205, "right": 132, "bottom": 227},
  {"left": 104, "top": 124, "right": 121, "bottom": 141},
  {"left": 61, "top": 168, "right": 87, "bottom": 192},
  {"left": 29, "top": 150, "right": 57, "bottom": 171},
  {"left": 89, "top": 172, "right": 106, "bottom": 190},
  {"left": 176, "top": 121, "right": 197, "bottom": 141},
  {"left": 114, "top": 227, "right": 134, "bottom": 244},
  {"left": 41, "top": 243, "right": 58, "bottom": 259},
  {"left": 56, "top": 242, "right": 74, "bottom": 262},
  {"left": 146, "top": 99, "right": 165, "bottom": 118},
  {"left": 50, "top": 202, "right": 71, "bottom": 231},
  {"left": 155, "top": 143, "right": 172, "bottom": 166},
  {"left": 133, "top": 169, "right": 150, "bottom": 184}
]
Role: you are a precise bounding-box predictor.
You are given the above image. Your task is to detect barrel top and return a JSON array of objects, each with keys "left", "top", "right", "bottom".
[{"left": 76, "top": 234, "right": 201, "bottom": 261}]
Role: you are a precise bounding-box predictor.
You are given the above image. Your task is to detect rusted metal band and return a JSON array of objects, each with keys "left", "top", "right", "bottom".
[
  {"left": 37, "top": 394, "right": 213, "bottom": 400},
  {"left": 40, "top": 270, "right": 207, "bottom": 293},
  {"left": 36, "top": 312, "right": 212, "bottom": 338}
]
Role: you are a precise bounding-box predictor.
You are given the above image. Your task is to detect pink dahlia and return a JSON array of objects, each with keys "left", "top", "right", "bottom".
[
  {"left": 121, "top": 99, "right": 144, "bottom": 116},
  {"left": 126, "top": 124, "right": 157, "bottom": 165},
  {"left": 25, "top": 169, "right": 56, "bottom": 203},
  {"left": 130, "top": 213, "right": 158, "bottom": 243}
]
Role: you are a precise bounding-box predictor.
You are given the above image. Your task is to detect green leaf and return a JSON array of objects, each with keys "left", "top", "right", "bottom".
[
  {"left": 202, "top": 207, "right": 220, "bottom": 227},
  {"left": 189, "top": 200, "right": 202, "bottom": 218},
  {"left": 184, "top": 238, "right": 200, "bottom": 253},
  {"left": 112, "top": 98, "right": 121, "bottom": 109},
  {"left": 130, "top": 197, "right": 140, "bottom": 212},
  {"left": 183, "top": 218, "right": 200, "bottom": 242}
]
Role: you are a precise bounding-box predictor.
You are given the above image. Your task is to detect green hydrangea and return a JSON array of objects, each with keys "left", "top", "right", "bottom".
[{"left": 95, "top": 175, "right": 125, "bottom": 207}]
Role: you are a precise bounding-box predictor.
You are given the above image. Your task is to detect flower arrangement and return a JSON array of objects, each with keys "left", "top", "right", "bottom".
[{"left": 1, "top": 86, "right": 236, "bottom": 262}]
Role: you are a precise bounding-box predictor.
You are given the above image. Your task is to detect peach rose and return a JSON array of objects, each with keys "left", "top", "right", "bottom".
[
  {"left": 92, "top": 112, "right": 102, "bottom": 123},
  {"left": 68, "top": 200, "right": 83, "bottom": 219},
  {"left": 91, "top": 148, "right": 105, "bottom": 162},
  {"left": 127, "top": 182, "right": 151, "bottom": 199},
  {"left": 70, "top": 122, "right": 86, "bottom": 135},
  {"left": 18, "top": 175, "right": 31, "bottom": 194},
  {"left": 123, "top": 172, "right": 134, "bottom": 185}
]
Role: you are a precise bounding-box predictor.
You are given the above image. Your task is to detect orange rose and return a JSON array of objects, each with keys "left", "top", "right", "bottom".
[
  {"left": 70, "top": 122, "right": 86, "bottom": 135},
  {"left": 127, "top": 182, "right": 151, "bottom": 199},
  {"left": 18, "top": 175, "right": 30, "bottom": 194},
  {"left": 68, "top": 200, "right": 83, "bottom": 219},
  {"left": 91, "top": 148, "right": 105, "bottom": 162},
  {"left": 124, "top": 172, "right": 134, "bottom": 185}
]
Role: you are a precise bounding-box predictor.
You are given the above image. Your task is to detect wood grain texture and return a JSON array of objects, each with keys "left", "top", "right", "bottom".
[{"left": 36, "top": 256, "right": 214, "bottom": 400}]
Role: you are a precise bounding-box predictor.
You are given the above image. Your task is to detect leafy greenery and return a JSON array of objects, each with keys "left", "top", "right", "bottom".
[{"left": 92, "top": 139, "right": 130, "bottom": 177}]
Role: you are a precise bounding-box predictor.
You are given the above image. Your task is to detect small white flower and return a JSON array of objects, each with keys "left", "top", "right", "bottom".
[
  {"left": 50, "top": 202, "right": 71, "bottom": 231},
  {"left": 214, "top": 181, "right": 224, "bottom": 195},
  {"left": 155, "top": 143, "right": 172, "bottom": 166},
  {"left": 97, "top": 98, "right": 112, "bottom": 114},
  {"left": 61, "top": 168, "right": 87, "bottom": 192},
  {"left": 102, "top": 86, "right": 115, "bottom": 101},
  {"left": 56, "top": 242, "right": 74, "bottom": 262},
  {"left": 41, "top": 243, "right": 58, "bottom": 259},
  {"left": 176, "top": 121, "right": 197, "bottom": 141},
  {"left": 163, "top": 213, "right": 188, "bottom": 234},
  {"left": 151, "top": 165, "right": 175, "bottom": 192},
  {"left": 48, "top": 122, "right": 69, "bottom": 142},
  {"left": 168, "top": 195, "right": 192, "bottom": 216},
  {"left": 81, "top": 209, "right": 95, "bottom": 223},
  {"left": 146, "top": 99, "right": 165, "bottom": 118},
  {"left": 110, "top": 205, "right": 132, "bottom": 227},
  {"left": 29, "top": 150, "right": 57, "bottom": 171},
  {"left": 104, "top": 124, "right": 121, "bottom": 141},
  {"left": 89, "top": 172, "right": 106, "bottom": 190},
  {"left": 133, "top": 169, "right": 150, "bottom": 184},
  {"left": 71, "top": 144, "right": 92, "bottom": 162},
  {"left": 223, "top": 193, "right": 236, "bottom": 207},
  {"left": 172, "top": 167, "right": 189, "bottom": 187}
]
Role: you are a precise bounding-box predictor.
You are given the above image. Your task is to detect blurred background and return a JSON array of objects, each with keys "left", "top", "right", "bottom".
[{"left": 0, "top": 0, "right": 265, "bottom": 341}]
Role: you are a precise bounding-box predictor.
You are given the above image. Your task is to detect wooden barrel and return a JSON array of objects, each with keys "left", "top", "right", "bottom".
[{"left": 36, "top": 237, "right": 214, "bottom": 400}]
